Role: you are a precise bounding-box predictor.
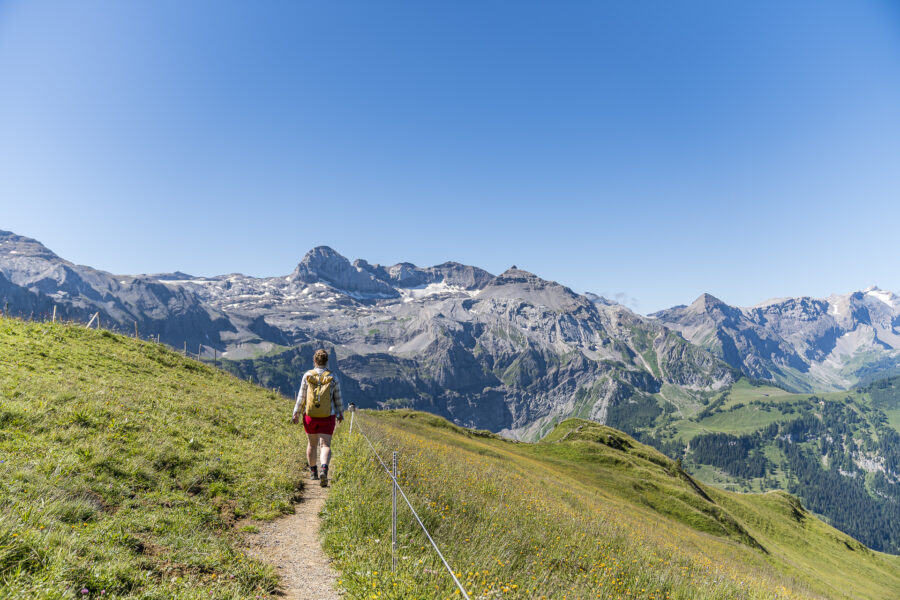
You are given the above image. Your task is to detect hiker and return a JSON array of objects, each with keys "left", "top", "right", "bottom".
[{"left": 291, "top": 349, "right": 344, "bottom": 487}]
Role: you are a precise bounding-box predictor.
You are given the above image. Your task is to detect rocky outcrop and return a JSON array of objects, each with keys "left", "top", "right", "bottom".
[
  {"left": 354, "top": 258, "right": 494, "bottom": 290},
  {"left": 290, "top": 246, "right": 399, "bottom": 298}
]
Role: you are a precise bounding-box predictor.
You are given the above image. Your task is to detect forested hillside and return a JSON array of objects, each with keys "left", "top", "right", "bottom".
[{"left": 626, "top": 379, "right": 900, "bottom": 554}]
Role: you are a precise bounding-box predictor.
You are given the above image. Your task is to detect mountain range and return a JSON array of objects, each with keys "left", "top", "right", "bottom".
[
  {"left": 653, "top": 287, "right": 900, "bottom": 391},
  {"left": 2, "top": 229, "right": 899, "bottom": 439},
  {"left": 6, "top": 228, "right": 900, "bottom": 553}
]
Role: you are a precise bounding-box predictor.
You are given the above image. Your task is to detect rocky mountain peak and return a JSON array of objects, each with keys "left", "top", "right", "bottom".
[
  {"left": 480, "top": 266, "right": 587, "bottom": 312},
  {"left": 291, "top": 246, "right": 353, "bottom": 282},
  {"left": 689, "top": 293, "right": 727, "bottom": 312},
  {"left": 353, "top": 257, "right": 494, "bottom": 291},
  {"left": 291, "top": 247, "right": 399, "bottom": 298},
  {"left": 429, "top": 262, "right": 494, "bottom": 290},
  {"left": 495, "top": 266, "right": 543, "bottom": 284},
  {"left": 0, "top": 230, "right": 61, "bottom": 262},
  {"left": 297, "top": 245, "right": 343, "bottom": 267},
  {"left": 671, "top": 292, "right": 749, "bottom": 328},
  {"left": 861, "top": 286, "right": 899, "bottom": 310}
]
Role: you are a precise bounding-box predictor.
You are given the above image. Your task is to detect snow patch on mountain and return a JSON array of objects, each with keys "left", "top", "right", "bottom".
[
  {"left": 865, "top": 286, "right": 898, "bottom": 309},
  {"left": 400, "top": 281, "right": 477, "bottom": 303}
]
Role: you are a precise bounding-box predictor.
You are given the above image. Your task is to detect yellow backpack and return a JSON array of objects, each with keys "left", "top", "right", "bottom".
[{"left": 305, "top": 370, "right": 335, "bottom": 418}]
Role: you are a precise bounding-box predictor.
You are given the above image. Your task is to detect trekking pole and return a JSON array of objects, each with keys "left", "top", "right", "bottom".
[{"left": 392, "top": 451, "right": 398, "bottom": 573}]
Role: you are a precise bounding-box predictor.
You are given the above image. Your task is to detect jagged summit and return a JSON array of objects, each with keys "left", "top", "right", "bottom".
[
  {"left": 496, "top": 265, "right": 537, "bottom": 279},
  {"left": 293, "top": 245, "right": 344, "bottom": 272},
  {"left": 0, "top": 230, "right": 61, "bottom": 262},
  {"left": 479, "top": 266, "right": 589, "bottom": 312},
  {"left": 653, "top": 286, "right": 900, "bottom": 391},
  {"left": 291, "top": 247, "right": 493, "bottom": 295},
  {"left": 652, "top": 293, "right": 728, "bottom": 319},
  {"left": 290, "top": 246, "right": 399, "bottom": 298},
  {"left": 862, "top": 285, "right": 899, "bottom": 309},
  {"left": 354, "top": 257, "right": 493, "bottom": 290},
  {"left": 689, "top": 293, "right": 726, "bottom": 311}
]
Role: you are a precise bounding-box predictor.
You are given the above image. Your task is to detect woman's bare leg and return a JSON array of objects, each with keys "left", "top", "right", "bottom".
[
  {"left": 307, "top": 433, "right": 320, "bottom": 467},
  {"left": 319, "top": 434, "right": 332, "bottom": 466}
]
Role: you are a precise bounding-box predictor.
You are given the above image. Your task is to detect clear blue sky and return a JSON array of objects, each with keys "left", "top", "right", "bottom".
[{"left": 2, "top": 1, "right": 899, "bottom": 313}]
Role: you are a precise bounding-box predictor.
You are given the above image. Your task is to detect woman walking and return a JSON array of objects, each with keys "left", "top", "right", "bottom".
[{"left": 291, "top": 349, "right": 344, "bottom": 486}]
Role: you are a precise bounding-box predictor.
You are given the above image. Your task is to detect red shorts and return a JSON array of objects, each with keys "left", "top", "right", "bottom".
[{"left": 303, "top": 414, "right": 336, "bottom": 435}]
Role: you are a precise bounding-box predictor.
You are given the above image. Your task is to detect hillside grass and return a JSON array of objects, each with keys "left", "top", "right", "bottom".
[
  {"left": 0, "top": 318, "right": 306, "bottom": 599},
  {"left": 725, "top": 380, "right": 796, "bottom": 404},
  {"left": 5, "top": 318, "right": 900, "bottom": 599},
  {"left": 666, "top": 379, "right": 859, "bottom": 443},
  {"left": 322, "top": 411, "right": 900, "bottom": 600}
]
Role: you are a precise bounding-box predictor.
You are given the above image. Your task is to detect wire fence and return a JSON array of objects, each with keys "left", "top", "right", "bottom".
[{"left": 349, "top": 408, "right": 472, "bottom": 600}]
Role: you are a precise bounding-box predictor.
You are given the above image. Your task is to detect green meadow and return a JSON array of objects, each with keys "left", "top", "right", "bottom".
[
  {"left": 323, "top": 411, "right": 900, "bottom": 599},
  {"left": 0, "top": 318, "right": 306, "bottom": 598},
  {"left": 2, "top": 318, "right": 899, "bottom": 599}
]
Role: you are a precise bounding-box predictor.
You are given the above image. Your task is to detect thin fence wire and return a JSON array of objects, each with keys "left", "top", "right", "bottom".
[{"left": 352, "top": 411, "right": 472, "bottom": 600}]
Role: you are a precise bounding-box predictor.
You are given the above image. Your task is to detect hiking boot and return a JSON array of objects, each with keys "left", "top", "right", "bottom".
[
  {"left": 309, "top": 465, "right": 319, "bottom": 480},
  {"left": 320, "top": 466, "right": 329, "bottom": 487}
]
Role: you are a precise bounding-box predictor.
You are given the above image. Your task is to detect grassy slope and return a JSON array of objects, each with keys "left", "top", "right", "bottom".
[
  {"left": 0, "top": 319, "right": 306, "bottom": 599},
  {"left": 322, "top": 411, "right": 900, "bottom": 600},
  {"left": 662, "top": 379, "right": 864, "bottom": 443},
  {"left": 5, "top": 319, "right": 899, "bottom": 599}
]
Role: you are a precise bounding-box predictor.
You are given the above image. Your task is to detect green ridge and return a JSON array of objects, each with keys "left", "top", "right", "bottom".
[{"left": 323, "top": 410, "right": 900, "bottom": 599}]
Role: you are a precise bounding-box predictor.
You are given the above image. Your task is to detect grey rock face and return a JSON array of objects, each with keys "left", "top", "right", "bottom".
[
  {"left": 291, "top": 246, "right": 399, "bottom": 298},
  {"left": 354, "top": 258, "right": 494, "bottom": 290},
  {"left": 160, "top": 250, "right": 735, "bottom": 437},
  {"left": 0, "top": 230, "right": 240, "bottom": 350},
  {"left": 653, "top": 287, "right": 900, "bottom": 391}
]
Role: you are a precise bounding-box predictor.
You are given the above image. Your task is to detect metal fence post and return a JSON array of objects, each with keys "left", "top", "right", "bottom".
[{"left": 392, "top": 451, "right": 398, "bottom": 572}]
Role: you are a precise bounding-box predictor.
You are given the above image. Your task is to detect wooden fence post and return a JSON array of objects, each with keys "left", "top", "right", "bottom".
[
  {"left": 52, "top": 305, "right": 57, "bottom": 323},
  {"left": 134, "top": 321, "right": 139, "bottom": 338}
]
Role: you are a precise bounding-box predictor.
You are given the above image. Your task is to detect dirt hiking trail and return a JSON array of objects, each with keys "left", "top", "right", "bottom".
[{"left": 246, "top": 481, "right": 342, "bottom": 599}]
